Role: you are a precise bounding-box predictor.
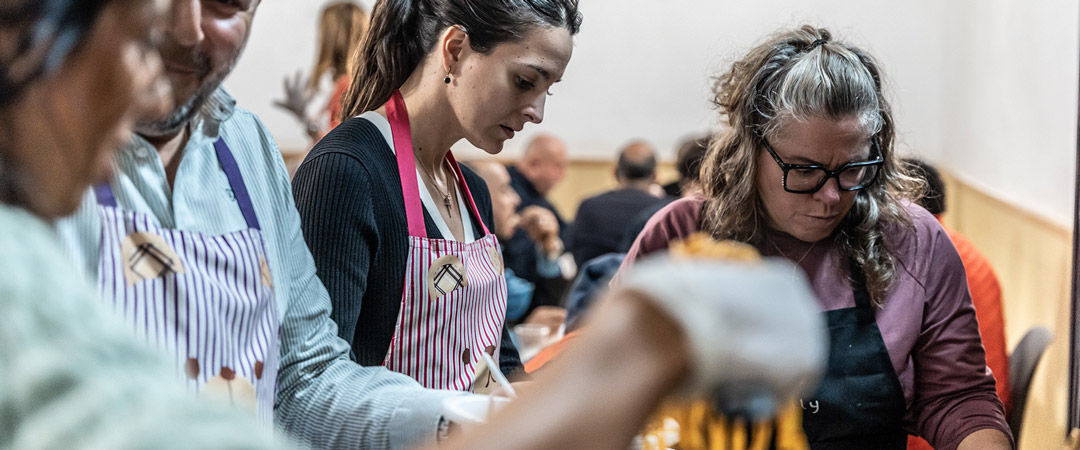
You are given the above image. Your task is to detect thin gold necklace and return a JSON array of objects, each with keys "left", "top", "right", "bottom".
[
  {"left": 419, "top": 158, "right": 454, "bottom": 218},
  {"left": 768, "top": 238, "right": 818, "bottom": 277}
]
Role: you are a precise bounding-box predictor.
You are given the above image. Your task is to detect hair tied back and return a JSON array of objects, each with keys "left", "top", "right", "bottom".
[{"left": 806, "top": 38, "right": 828, "bottom": 52}]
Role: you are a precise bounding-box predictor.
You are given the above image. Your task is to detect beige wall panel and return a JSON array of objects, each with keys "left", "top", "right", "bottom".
[
  {"left": 525, "top": 160, "right": 677, "bottom": 221},
  {"left": 942, "top": 173, "right": 1073, "bottom": 450}
]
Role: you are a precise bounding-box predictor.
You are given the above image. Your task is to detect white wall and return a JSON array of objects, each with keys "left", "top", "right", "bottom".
[
  {"left": 934, "top": 0, "right": 1078, "bottom": 228},
  {"left": 225, "top": 0, "right": 1077, "bottom": 227}
]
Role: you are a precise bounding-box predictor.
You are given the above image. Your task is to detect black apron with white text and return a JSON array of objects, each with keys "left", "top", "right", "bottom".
[{"left": 800, "top": 263, "right": 907, "bottom": 449}]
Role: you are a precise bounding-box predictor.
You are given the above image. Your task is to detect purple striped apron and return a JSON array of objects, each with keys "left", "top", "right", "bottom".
[
  {"left": 381, "top": 90, "right": 508, "bottom": 391},
  {"left": 93, "top": 139, "right": 279, "bottom": 423}
]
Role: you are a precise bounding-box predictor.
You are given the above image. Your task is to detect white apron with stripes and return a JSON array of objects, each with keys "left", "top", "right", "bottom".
[
  {"left": 381, "top": 91, "right": 508, "bottom": 390},
  {"left": 92, "top": 138, "right": 279, "bottom": 423}
]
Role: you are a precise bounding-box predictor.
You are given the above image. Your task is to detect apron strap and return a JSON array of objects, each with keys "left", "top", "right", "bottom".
[
  {"left": 93, "top": 183, "right": 117, "bottom": 207},
  {"left": 849, "top": 259, "right": 875, "bottom": 324},
  {"left": 91, "top": 139, "right": 260, "bottom": 231},
  {"left": 385, "top": 90, "right": 490, "bottom": 238},
  {"left": 445, "top": 152, "right": 491, "bottom": 236},
  {"left": 386, "top": 90, "right": 428, "bottom": 237},
  {"left": 213, "top": 137, "right": 261, "bottom": 231}
]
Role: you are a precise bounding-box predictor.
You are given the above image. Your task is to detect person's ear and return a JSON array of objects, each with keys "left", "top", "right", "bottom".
[{"left": 440, "top": 25, "right": 469, "bottom": 79}]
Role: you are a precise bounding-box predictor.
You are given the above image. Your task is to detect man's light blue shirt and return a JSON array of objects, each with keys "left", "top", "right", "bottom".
[{"left": 55, "top": 88, "right": 456, "bottom": 450}]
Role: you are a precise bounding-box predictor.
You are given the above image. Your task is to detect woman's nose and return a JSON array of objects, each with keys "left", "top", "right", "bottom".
[
  {"left": 523, "top": 94, "right": 546, "bottom": 124},
  {"left": 812, "top": 176, "right": 842, "bottom": 205}
]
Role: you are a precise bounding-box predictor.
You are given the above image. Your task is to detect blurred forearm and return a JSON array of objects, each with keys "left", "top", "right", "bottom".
[{"left": 432, "top": 292, "right": 688, "bottom": 450}]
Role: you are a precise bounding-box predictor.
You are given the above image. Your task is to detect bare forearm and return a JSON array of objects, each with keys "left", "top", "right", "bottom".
[
  {"left": 957, "top": 428, "right": 1012, "bottom": 450},
  {"left": 435, "top": 293, "right": 689, "bottom": 450}
]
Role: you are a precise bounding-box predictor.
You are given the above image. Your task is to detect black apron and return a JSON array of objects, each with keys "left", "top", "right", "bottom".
[{"left": 800, "top": 263, "right": 908, "bottom": 450}]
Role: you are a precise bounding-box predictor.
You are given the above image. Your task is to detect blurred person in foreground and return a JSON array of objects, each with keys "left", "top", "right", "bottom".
[
  {"left": 619, "top": 25, "right": 1012, "bottom": 449},
  {"left": 0, "top": 0, "right": 292, "bottom": 447},
  {"left": 904, "top": 158, "right": 1011, "bottom": 450}
]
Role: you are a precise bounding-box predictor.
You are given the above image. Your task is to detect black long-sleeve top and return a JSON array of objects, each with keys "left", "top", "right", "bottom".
[{"left": 292, "top": 116, "right": 523, "bottom": 377}]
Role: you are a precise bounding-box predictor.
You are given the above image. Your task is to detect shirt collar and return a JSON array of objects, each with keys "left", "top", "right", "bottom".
[
  {"left": 191, "top": 87, "right": 237, "bottom": 141},
  {"left": 120, "top": 87, "right": 237, "bottom": 161}
]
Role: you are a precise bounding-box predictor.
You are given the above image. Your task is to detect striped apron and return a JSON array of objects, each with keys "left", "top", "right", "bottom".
[
  {"left": 381, "top": 90, "right": 508, "bottom": 391},
  {"left": 93, "top": 138, "right": 279, "bottom": 423}
]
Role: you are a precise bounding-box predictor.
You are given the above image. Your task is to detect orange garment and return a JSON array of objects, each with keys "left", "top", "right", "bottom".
[
  {"left": 325, "top": 75, "right": 350, "bottom": 130},
  {"left": 523, "top": 330, "right": 582, "bottom": 373},
  {"left": 909, "top": 218, "right": 1010, "bottom": 450}
]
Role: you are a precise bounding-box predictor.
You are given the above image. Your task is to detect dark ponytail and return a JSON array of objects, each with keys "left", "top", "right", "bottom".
[{"left": 339, "top": 0, "right": 582, "bottom": 121}]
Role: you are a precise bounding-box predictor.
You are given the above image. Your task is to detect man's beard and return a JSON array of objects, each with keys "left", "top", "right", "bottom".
[
  {"left": 136, "top": 40, "right": 231, "bottom": 139},
  {"left": 135, "top": 75, "right": 222, "bottom": 138}
]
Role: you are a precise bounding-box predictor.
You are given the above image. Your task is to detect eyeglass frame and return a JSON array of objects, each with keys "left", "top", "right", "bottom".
[{"left": 761, "top": 138, "right": 885, "bottom": 194}]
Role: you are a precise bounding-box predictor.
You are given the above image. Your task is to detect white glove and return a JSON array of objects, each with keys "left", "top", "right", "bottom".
[{"left": 617, "top": 255, "right": 827, "bottom": 418}]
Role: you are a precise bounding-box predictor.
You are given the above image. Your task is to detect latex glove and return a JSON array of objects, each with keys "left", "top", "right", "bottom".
[
  {"left": 272, "top": 70, "right": 313, "bottom": 123},
  {"left": 616, "top": 255, "right": 827, "bottom": 418}
]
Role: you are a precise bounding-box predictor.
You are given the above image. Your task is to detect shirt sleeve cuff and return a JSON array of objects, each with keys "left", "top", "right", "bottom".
[
  {"left": 388, "top": 388, "right": 466, "bottom": 450},
  {"left": 936, "top": 424, "right": 1013, "bottom": 450}
]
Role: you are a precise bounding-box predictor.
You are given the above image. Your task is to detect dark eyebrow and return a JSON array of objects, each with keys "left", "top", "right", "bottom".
[{"left": 525, "top": 64, "right": 560, "bottom": 82}]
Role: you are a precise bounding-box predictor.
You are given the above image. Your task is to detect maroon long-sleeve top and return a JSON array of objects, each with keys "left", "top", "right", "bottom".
[{"left": 617, "top": 196, "right": 1011, "bottom": 450}]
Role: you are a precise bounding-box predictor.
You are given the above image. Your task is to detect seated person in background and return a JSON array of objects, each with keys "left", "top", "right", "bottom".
[
  {"left": 506, "top": 134, "right": 576, "bottom": 313},
  {"left": 904, "top": 158, "right": 1011, "bottom": 450},
  {"left": 619, "top": 134, "right": 709, "bottom": 252},
  {"left": 662, "top": 134, "right": 710, "bottom": 198},
  {"left": 467, "top": 161, "right": 567, "bottom": 329},
  {"left": 571, "top": 140, "right": 669, "bottom": 267}
]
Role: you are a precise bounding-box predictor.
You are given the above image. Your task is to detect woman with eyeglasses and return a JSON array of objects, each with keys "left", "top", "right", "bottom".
[{"left": 619, "top": 26, "right": 1012, "bottom": 450}]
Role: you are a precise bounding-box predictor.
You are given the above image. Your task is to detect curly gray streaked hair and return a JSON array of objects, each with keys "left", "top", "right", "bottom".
[{"left": 700, "top": 25, "right": 924, "bottom": 306}]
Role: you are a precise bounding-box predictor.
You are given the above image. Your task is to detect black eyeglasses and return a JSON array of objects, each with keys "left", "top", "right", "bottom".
[{"left": 762, "top": 139, "right": 884, "bottom": 194}]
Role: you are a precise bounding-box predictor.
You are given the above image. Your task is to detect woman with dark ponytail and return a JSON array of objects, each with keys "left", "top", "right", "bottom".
[{"left": 292, "top": 0, "right": 582, "bottom": 390}]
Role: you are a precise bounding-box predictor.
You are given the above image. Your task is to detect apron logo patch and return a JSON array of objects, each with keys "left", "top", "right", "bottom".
[
  {"left": 427, "top": 255, "right": 467, "bottom": 301},
  {"left": 487, "top": 246, "right": 503, "bottom": 275},
  {"left": 121, "top": 231, "right": 184, "bottom": 285}
]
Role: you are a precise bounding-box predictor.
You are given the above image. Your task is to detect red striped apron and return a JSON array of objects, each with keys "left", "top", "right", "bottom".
[
  {"left": 92, "top": 139, "right": 279, "bottom": 424},
  {"left": 381, "top": 90, "right": 508, "bottom": 391}
]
